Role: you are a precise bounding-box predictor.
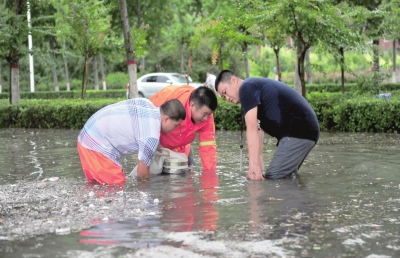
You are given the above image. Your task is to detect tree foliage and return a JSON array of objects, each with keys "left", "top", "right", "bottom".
[{"left": 54, "top": 0, "right": 112, "bottom": 99}]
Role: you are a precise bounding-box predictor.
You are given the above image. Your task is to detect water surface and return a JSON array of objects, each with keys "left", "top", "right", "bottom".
[{"left": 0, "top": 129, "right": 399, "bottom": 257}]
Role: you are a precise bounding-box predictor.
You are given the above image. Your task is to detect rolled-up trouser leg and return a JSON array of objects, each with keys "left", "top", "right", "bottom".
[{"left": 264, "top": 137, "right": 316, "bottom": 179}]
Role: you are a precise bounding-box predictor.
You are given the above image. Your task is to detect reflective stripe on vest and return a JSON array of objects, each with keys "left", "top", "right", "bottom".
[{"left": 199, "top": 140, "right": 216, "bottom": 146}]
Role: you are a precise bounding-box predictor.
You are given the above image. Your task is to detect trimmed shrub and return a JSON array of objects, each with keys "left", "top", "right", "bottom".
[
  {"left": 0, "top": 90, "right": 126, "bottom": 100},
  {"left": 214, "top": 98, "right": 243, "bottom": 131},
  {"left": 0, "top": 93, "right": 398, "bottom": 133},
  {"left": 0, "top": 99, "right": 121, "bottom": 129},
  {"left": 332, "top": 98, "right": 400, "bottom": 133}
]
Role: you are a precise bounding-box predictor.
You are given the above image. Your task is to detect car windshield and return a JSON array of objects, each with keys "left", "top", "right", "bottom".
[{"left": 172, "top": 74, "right": 192, "bottom": 83}]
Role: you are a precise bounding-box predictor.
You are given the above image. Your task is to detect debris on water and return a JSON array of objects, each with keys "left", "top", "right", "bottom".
[
  {"left": 55, "top": 227, "right": 71, "bottom": 235},
  {"left": 117, "top": 191, "right": 124, "bottom": 196},
  {"left": 264, "top": 197, "right": 283, "bottom": 202},
  {"left": 154, "top": 198, "right": 159, "bottom": 204},
  {"left": 48, "top": 177, "right": 59, "bottom": 182},
  {"left": 89, "top": 204, "right": 95, "bottom": 208},
  {"left": 88, "top": 191, "right": 95, "bottom": 197},
  {"left": 36, "top": 182, "right": 46, "bottom": 189},
  {"left": 342, "top": 238, "right": 365, "bottom": 245}
]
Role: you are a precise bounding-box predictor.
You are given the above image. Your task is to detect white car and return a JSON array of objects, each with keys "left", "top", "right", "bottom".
[{"left": 127, "top": 72, "right": 204, "bottom": 98}]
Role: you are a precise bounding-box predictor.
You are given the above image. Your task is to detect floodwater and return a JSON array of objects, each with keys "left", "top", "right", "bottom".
[{"left": 1, "top": 128, "right": 400, "bottom": 257}]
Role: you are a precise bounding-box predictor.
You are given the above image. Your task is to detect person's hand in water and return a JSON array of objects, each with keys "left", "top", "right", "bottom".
[{"left": 246, "top": 165, "right": 264, "bottom": 180}]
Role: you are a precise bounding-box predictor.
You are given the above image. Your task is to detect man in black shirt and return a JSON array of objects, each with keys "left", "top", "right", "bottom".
[{"left": 215, "top": 70, "right": 319, "bottom": 180}]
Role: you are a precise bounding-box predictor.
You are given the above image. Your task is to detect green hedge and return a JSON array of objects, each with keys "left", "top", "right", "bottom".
[
  {"left": 0, "top": 90, "right": 127, "bottom": 100},
  {"left": 0, "top": 94, "right": 399, "bottom": 133},
  {"left": 306, "top": 82, "right": 400, "bottom": 93},
  {"left": 0, "top": 99, "right": 121, "bottom": 129},
  {"left": 308, "top": 91, "right": 400, "bottom": 133},
  {"left": 332, "top": 98, "right": 400, "bottom": 133},
  {"left": 214, "top": 98, "right": 242, "bottom": 131}
]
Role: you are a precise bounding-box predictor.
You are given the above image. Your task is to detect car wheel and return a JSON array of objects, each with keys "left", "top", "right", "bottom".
[{"left": 138, "top": 92, "right": 145, "bottom": 98}]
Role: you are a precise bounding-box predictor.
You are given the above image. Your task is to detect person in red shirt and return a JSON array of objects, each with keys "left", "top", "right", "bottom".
[{"left": 150, "top": 86, "right": 218, "bottom": 171}]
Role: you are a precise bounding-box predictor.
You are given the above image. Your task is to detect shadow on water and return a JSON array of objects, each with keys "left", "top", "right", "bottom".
[{"left": 1, "top": 129, "right": 400, "bottom": 257}]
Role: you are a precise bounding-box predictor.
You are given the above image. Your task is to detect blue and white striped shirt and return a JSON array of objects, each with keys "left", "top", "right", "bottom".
[{"left": 78, "top": 98, "right": 161, "bottom": 167}]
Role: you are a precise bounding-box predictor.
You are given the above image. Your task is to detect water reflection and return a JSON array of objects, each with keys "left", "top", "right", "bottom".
[
  {"left": 247, "top": 179, "right": 316, "bottom": 238},
  {"left": 78, "top": 169, "right": 219, "bottom": 248},
  {"left": 157, "top": 170, "right": 219, "bottom": 232}
]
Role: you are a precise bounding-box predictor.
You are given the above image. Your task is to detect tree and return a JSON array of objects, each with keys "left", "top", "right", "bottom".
[
  {"left": 254, "top": 0, "right": 367, "bottom": 97},
  {"left": 381, "top": 0, "right": 400, "bottom": 82},
  {"left": 0, "top": 60, "right": 3, "bottom": 93},
  {"left": 192, "top": 0, "right": 262, "bottom": 75},
  {"left": 316, "top": 1, "right": 369, "bottom": 93},
  {"left": 264, "top": 27, "right": 288, "bottom": 81},
  {"left": 0, "top": 0, "right": 28, "bottom": 104},
  {"left": 56, "top": 0, "right": 111, "bottom": 99}
]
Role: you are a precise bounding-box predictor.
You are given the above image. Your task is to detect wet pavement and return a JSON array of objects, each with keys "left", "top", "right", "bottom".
[{"left": 0, "top": 129, "right": 399, "bottom": 257}]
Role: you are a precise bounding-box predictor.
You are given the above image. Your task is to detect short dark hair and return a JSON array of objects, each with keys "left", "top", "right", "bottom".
[
  {"left": 160, "top": 99, "right": 186, "bottom": 121},
  {"left": 215, "top": 70, "right": 237, "bottom": 92},
  {"left": 189, "top": 86, "right": 218, "bottom": 111}
]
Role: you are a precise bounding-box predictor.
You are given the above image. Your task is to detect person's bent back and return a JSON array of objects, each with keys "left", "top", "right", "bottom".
[{"left": 77, "top": 98, "right": 186, "bottom": 184}]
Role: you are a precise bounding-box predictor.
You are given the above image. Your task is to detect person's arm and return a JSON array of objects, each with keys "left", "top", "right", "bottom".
[
  {"left": 137, "top": 160, "right": 150, "bottom": 179},
  {"left": 198, "top": 114, "right": 217, "bottom": 171},
  {"left": 258, "top": 129, "right": 265, "bottom": 172},
  {"left": 244, "top": 107, "right": 264, "bottom": 180}
]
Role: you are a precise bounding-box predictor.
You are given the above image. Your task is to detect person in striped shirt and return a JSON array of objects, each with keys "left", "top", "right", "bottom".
[{"left": 77, "top": 98, "right": 186, "bottom": 184}]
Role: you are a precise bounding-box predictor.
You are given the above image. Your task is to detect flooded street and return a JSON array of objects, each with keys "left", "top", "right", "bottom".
[{"left": 0, "top": 129, "right": 400, "bottom": 257}]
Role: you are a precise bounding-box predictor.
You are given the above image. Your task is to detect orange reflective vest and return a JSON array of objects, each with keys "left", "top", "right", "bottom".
[{"left": 150, "top": 85, "right": 217, "bottom": 170}]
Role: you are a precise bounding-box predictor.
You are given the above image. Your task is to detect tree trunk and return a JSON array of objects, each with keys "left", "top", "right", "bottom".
[
  {"left": 0, "top": 61, "right": 2, "bottom": 93},
  {"left": 10, "top": 62, "right": 20, "bottom": 104},
  {"left": 99, "top": 54, "right": 107, "bottom": 90},
  {"left": 180, "top": 45, "right": 185, "bottom": 75},
  {"left": 295, "top": 43, "right": 307, "bottom": 97},
  {"left": 81, "top": 54, "right": 90, "bottom": 99},
  {"left": 63, "top": 42, "right": 70, "bottom": 91},
  {"left": 372, "top": 39, "right": 380, "bottom": 90},
  {"left": 298, "top": 54, "right": 306, "bottom": 97},
  {"left": 339, "top": 47, "right": 345, "bottom": 93},
  {"left": 49, "top": 37, "right": 59, "bottom": 91},
  {"left": 140, "top": 57, "right": 145, "bottom": 73},
  {"left": 294, "top": 58, "right": 301, "bottom": 94},
  {"left": 373, "top": 39, "right": 380, "bottom": 73},
  {"left": 188, "top": 50, "right": 193, "bottom": 83},
  {"left": 120, "top": 0, "right": 138, "bottom": 98},
  {"left": 93, "top": 56, "right": 99, "bottom": 90},
  {"left": 392, "top": 40, "right": 397, "bottom": 83},
  {"left": 273, "top": 48, "right": 281, "bottom": 81},
  {"left": 6, "top": 0, "right": 22, "bottom": 103},
  {"left": 63, "top": 55, "right": 70, "bottom": 91},
  {"left": 305, "top": 49, "right": 312, "bottom": 84},
  {"left": 243, "top": 42, "right": 250, "bottom": 78},
  {"left": 218, "top": 43, "right": 223, "bottom": 71}
]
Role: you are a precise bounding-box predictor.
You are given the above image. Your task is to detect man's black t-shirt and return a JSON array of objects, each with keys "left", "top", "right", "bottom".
[{"left": 239, "top": 77, "right": 319, "bottom": 142}]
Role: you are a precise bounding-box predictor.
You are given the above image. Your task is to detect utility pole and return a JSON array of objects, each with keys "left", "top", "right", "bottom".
[{"left": 27, "top": 1, "right": 35, "bottom": 92}]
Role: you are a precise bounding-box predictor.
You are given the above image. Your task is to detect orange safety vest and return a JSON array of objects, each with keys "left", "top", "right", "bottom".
[{"left": 150, "top": 85, "right": 217, "bottom": 171}]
